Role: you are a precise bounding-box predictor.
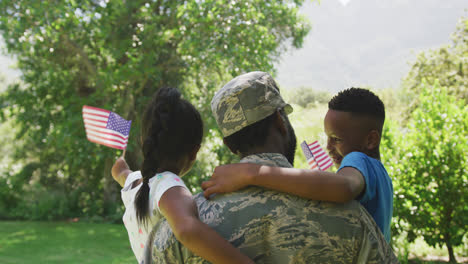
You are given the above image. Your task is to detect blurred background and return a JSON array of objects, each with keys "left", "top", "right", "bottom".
[{"left": 0, "top": 0, "right": 466, "bottom": 263}]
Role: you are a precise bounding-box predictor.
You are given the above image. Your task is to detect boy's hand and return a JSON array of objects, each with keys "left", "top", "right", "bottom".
[
  {"left": 111, "top": 157, "right": 131, "bottom": 187},
  {"left": 201, "top": 163, "right": 260, "bottom": 199}
]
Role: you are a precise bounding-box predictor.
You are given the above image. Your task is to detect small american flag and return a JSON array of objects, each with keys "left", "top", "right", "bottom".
[
  {"left": 300, "top": 140, "right": 333, "bottom": 171},
  {"left": 82, "top": 105, "right": 131, "bottom": 150}
]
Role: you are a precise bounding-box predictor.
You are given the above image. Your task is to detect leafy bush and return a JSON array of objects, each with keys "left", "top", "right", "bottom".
[
  {"left": 284, "top": 86, "right": 331, "bottom": 108},
  {"left": 383, "top": 82, "right": 467, "bottom": 263}
]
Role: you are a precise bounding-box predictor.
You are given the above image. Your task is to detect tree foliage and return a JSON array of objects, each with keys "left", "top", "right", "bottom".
[
  {"left": 382, "top": 83, "right": 467, "bottom": 263},
  {"left": 284, "top": 86, "right": 331, "bottom": 108},
  {"left": 0, "top": 0, "right": 311, "bottom": 220},
  {"left": 404, "top": 16, "right": 468, "bottom": 103},
  {"left": 381, "top": 16, "right": 468, "bottom": 262}
]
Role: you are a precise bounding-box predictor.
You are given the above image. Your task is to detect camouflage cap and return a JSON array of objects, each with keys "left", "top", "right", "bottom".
[{"left": 211, "top": 71, "right": 293, "bottom": 137}]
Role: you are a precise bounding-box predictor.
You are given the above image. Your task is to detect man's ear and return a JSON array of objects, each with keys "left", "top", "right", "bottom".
[
  {"left": 274, "top": 110, "right": 287, "bottom": 136},
  {"left": 223, "top": 138, "right": 238, "bottom": 154},
  {"left": 366, "top": 130, "right": 381, "bottom": 150}
]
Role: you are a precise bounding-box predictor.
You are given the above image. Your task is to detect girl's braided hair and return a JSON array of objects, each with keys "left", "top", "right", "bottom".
[{"left": 135, "top": 87, "right": 203, "bottom": 226}]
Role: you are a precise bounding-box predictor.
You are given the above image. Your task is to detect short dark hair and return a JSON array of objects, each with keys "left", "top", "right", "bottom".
[
  {"left": 224, "top": 111, "right": 278, "bottom": 154},
  {"left": 329, "top": 87, "right": 385, "bottom": 129}
]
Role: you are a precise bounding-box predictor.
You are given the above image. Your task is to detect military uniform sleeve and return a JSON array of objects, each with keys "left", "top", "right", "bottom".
[{"left": 355, "top": 207, "right": 400, "bottom": 264}]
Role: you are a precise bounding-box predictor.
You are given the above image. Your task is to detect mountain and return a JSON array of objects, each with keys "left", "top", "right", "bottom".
[
  {"left": 275, "top": 0, "right": 468, "bottom": 92},
  {"left": 1, "top": 0, "right": 467, "bottom": 93}
]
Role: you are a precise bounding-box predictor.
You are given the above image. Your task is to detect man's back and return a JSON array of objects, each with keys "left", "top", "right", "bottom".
[{"left": 148, "top": 154, "right": 397, "bottom": 263}]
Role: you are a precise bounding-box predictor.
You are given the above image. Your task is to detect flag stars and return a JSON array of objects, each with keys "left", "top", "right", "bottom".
[{"left": 107, "top": 112, "right": 132, "bottom": 136}]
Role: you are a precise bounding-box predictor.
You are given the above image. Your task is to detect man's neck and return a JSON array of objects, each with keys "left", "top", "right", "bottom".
[
  {"left": 239, "top": 145, "right": 285, "bottom": 160},
  {"left": 238, "top": 121, "right": 289, "bottom": 160}
]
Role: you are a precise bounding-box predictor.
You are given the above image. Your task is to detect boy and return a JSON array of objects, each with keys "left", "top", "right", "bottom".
[{"left": 202, "top": 87, "right": 394, "bottom": 243}]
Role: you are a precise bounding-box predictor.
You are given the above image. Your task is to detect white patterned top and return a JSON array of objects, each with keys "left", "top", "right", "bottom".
[{"left": 121, "top": 170, "right": 189, "bottom": 263}]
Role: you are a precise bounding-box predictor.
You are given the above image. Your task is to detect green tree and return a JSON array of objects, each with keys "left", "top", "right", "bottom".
[
  {"left": 404, "top": 16, "right": 468, "bottom": 104},
  {"left": 380, "top": 118, "right": 409, "bottom": 259},
  {"left": 381, "top": 16, "right": 468, "bottom": 262},
  {"left": 387, "top": 82, "right": 467, "bottom": 263},
  {"left": 284, "top": 86, "right": 331, "bottom": 108},
  {"left": 0, "top": 0, "right": 311, "bottom": 220}
]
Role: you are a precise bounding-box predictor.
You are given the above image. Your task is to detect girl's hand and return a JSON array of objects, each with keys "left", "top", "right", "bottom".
[
  {"left": 201, "top": 163, "right": 260, "bottom": 199},
  {"left": 111, "top": 157, "right": 131, "bottom": 187}
]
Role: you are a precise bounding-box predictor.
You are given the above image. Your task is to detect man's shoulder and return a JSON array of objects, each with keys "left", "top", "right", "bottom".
[
  {"left": 194, "top": 187, "right": 368, "bottom": 234},
  {"left": 150, "top": 189, "right": 398, "bottom": 263},
  {"left": 240, "top": 153, "right": 292, "bottom": 168},
  {"left": 194, "top": 189, "right": 398, "bottom": 262}
]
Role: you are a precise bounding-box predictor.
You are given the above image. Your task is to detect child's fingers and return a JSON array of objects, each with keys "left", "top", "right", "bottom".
[
  {"left": 202, "top": 182, "right": 218, "bottom": 199},
  {"left": 203, "top": 189, "right": 210, "bottom": 199},
  {"left": 203, "top": 187, "right": 217, "bottom": 199},
  {"left": 113, "top": 157, "right": 122, "bottom": 165},
  {"left": 112, "top": 157, "right": 129, "bottom": 177},
  {"left": 201, "top": 180, "right": 214, "bottom": 191}
]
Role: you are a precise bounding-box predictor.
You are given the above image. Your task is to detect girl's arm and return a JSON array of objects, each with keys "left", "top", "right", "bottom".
[
  {"left": 202, "top": 163, "right": 365, "bottom": 203},
  {"left": 111, "top": 157, "right": 133, "bottom": 187},
  {"left": 159, "top": 187, "right": 254, "bottom": 264}
]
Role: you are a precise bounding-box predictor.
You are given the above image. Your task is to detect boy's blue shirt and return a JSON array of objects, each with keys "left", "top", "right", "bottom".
[{"left": 338, "top": 151, "right": 393, "bottom": 243}]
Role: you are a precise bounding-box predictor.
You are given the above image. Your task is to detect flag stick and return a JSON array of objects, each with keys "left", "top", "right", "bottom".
[{"left": 122, "top": 148, "right": 126, "bottom": 158}]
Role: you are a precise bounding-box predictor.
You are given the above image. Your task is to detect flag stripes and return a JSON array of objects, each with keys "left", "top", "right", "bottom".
[
  {"left": 301, "top": 140, "right": 333, "bottom": 171},
  {"left": 82, "top": 105, "right": 131, "bottom": 150}
]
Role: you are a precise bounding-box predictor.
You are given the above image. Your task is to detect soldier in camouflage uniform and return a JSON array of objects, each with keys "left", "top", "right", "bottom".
[{"left": 145, "top": 71, "right": 398, "bottom": 263}]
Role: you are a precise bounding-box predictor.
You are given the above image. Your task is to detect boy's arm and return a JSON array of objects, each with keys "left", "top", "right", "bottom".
[
  {"left": 111, "top": 157, "right": 133, "bottom": 187},
  {"left": 202, "top": 163, "right": 365, "bottom": 203},
  {"left": 159, "top": 187, "right": 254, "bottom": 264}
]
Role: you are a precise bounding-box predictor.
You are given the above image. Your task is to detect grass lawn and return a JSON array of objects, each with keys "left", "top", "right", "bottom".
[
  {"left": 0, "top": 221, "right": 135, "bottom": 264},
  {"left": 1, "top": 220, "right": 466, "bottom": 263}
]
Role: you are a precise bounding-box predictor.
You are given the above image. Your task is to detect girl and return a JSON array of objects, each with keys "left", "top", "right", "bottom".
[{"left": 111, "top": 87, "right": 253, "bottom": 264}]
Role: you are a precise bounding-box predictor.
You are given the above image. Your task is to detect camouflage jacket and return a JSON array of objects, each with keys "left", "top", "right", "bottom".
[{"left": 145, "top": 153, "right": 399, "bottom": 264}]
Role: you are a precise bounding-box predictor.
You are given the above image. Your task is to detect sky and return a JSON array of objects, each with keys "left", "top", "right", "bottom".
[
  {"left": 0, "top": 39, "right": 19, "bottom": 87},
  {"left": 338, "top": 0, "right": 352, "bottom": 6},
  {"left": 274, "top": 0, "right": 468, "bottom": 92},
  {"left": 1, "top": 0, "right": 467, "bottom": 93}
]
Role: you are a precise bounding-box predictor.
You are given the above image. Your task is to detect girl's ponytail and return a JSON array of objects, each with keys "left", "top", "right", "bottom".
[{"left": 134, "top": 87, "right": 203, "bottom": 226}]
